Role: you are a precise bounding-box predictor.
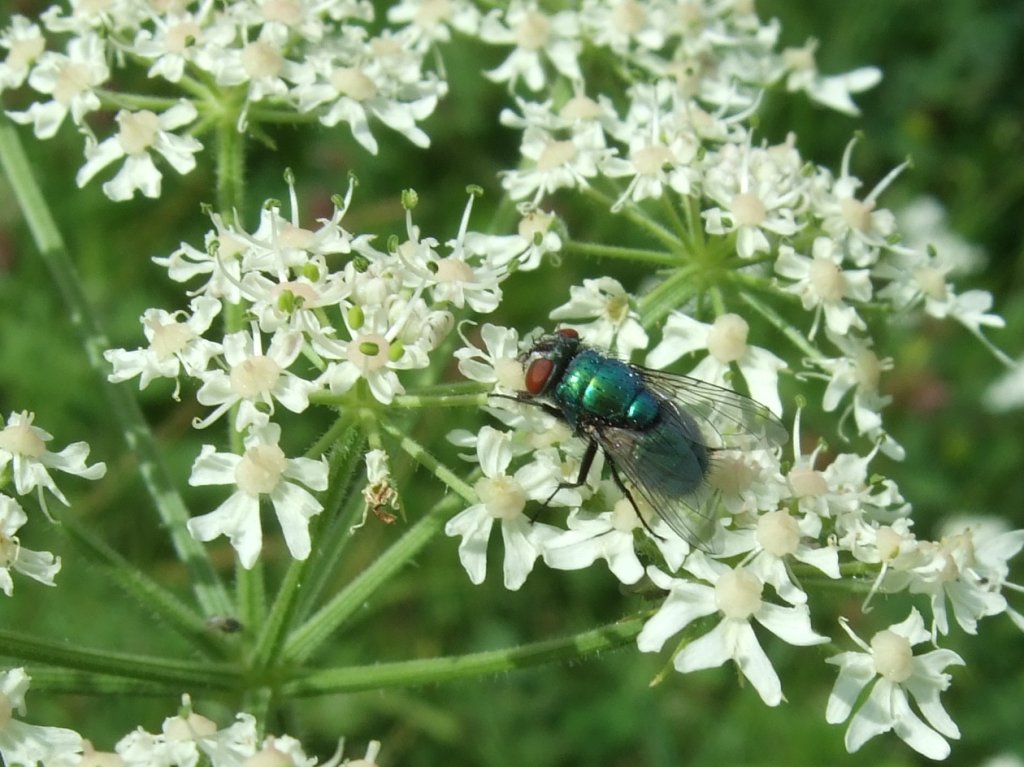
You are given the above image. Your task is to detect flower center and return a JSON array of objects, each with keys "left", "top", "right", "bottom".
[
  {"left": 475, "top": 475, "right": 526, "bottom": 519},
  {"left": 332, "top": 67, "right": 377, "bottom": 101},
  {"left": 164, "top": 712, "right": 219, "bottom": 741},
  {"left": 710, "top": 454, "right": 756, "bottom": 496},
  {"left": 234, "top": 443, "right": 287, "bottom": 496},
  {"left": 241, "top": 41, "right": 283, "bottom": 79},
  {"left": 514, "top": 10, "right": 550, "bottom": 50},
  {"left": 117, "top": 110, "right": 160, "bottom": 155},
  {"left": 730, "top": 192, "right": 767, "bottom": 227},
  {"left": 415, "top": 0, "right": 453, "bottom": 28},
  {"left": 715, "top": 567, "right": 763, "bottom": 620},
  {"left": 788, "top": 467, "right": 827, "bottom": 498},
  {"left": 537, "top": 139, "right": 577, "bottom": 171},
  {"left": 706, "top": 313, "right": 748, "bottom": 363},
  {"left": 870, "top": 629, "right": 913, "bottom": 683},
  {"left": 874, "top": 525, "right": 903, "bottom": 562},
  {"left": 631, "top": 144, "right": 674, "bottom": 176},
  {"left": 854, "top": 348, "right": 882, "bottom": 391},
  {"left": 229, "top": 355, "right": 281, "bottom": 399},
  {"left": 756, "top": 510, "right": 800, "bottom": 557},
  {"left": 0, "top": 418, "right": 45, "bottom": 458},
  {"left": 808, "top": 258, "right": 845, "bottom": 302},
  {"left": 261, "top": 0, "right": 302, "bottom": 25},
  {"left": 347, "top": 333, "right": 392, "bottom": 372},
  {"left": 559, "top": 95, "right": 603, "bottom": 121},
  {"left": 434, "top": 258, "right": 475, "bottom": 283},
  {"left": 147, "top": 317, "right": 193, "bottom": 359},
  {"left": 840, "top": 197, "right": 874, "bottom": 233},
  {"left": 53, "top": 61, "right": 91, "bottom": 105},
  {"left": 493, "top": 357, "right": 526, "bottom": 390},
  {"left": 611, "top": 0, "right": 647, "bottom": 34},
  {"left": 611, "top": 498, "right": 639, "bottom": 532},
  {"left": 165, "top": 20, "right": 201, "bottom": 53},
  {"left": 0, "top": 534, "right": 17, "bottom": 567},
  {"left": 913, "top": 266, "right": 948, "bottom": 302},
  {"left": 277, "top": 223, "right": 316, "bottom": 250}
]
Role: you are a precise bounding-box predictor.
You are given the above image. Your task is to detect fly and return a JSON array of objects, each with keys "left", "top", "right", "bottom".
[{"left": 509, "top": 327, "right": 788, "bottom": 546}]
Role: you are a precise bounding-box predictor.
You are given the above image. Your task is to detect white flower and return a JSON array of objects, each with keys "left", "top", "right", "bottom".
[
  {"left": 444, "top": 426, "right": 576, "bottom": 590},
  {"left": 548, "top": 277, "right": 648, "bottom": 358},
  {"left": 194, "top": 327, "right": 318, "bottom": 430},
  {"left": 646, "top": 312, "right": 786, "bottom": 416},
  {"left": 702, "top": 138, "right": 803, "bottom": 260},
  {"left": 0, "top": 668, "right": 82, "bottom": 767},
  {"left": 454, "top": 323, "right": 525, "bottom": 391},
  {"left": 782, "top": 38, "right": 881, "bottom": 116},
  {"left": 75, "top": 101, "right": 202, "bottom": 201},
  {"left": 116, "top": 694, "right": 258, "bottom": 767},
  {"left": 637, "top": 556, "right": 829, "bottom": 706},
  {"left": 0, "top": 496, "right": 61, "bottom": 596},
  {"left": 826, "top": 609, "right": 963, "bottom": 759},
  {"left": 7, "top": 33, "right": 108, "bottom": 139},
  {"left": 129, "top": 7, "right": 236, "bottom": 83},
  {"left": 0, "top": 16, "right": 45, "bottom": 91},
  {"left": 0, "top": 411, "right": 106, "bottom": 517},
  {"left": 387, "top": 0, "right": 481, "bottom": 50},
  {"left": 104, "top": 296, "right": 223, "bottom": 397},
  {"left": 186, "top": 424, "right": 328, "bottom": 568},
  {"left": 479, "top": 2, "right": 581, "bottom": 92},
  {"left": 775, "top": 237, "right": 872, "bottom": 338}
]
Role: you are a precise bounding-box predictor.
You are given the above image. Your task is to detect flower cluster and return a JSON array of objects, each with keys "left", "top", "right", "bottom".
[
  {"left": 0, "top": 0, "right": 451, "bottom": 200},
  {"left": 0, "top": 669, "right": 381, "bottom": 767},
  {"left": 0, "top": 411, "right": 106, "bottom": 597},
  {"left": 105, "top": 179, "right": 558, "bottom": 567}
]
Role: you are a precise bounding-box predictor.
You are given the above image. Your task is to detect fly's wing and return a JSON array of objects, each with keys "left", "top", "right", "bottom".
[
  {"left": 586, "top": 402, "right": 718, "bottom": 547},
  {"left": 636, "top": 367, "right": 788, "bottom": 451}
]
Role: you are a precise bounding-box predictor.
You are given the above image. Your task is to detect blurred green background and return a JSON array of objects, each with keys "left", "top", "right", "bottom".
[{"left": 1, "top": 0, "right": 1023, "bottom": 765}]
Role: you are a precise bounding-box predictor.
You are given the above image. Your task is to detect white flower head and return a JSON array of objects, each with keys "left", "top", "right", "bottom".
[
  {"left": 0, "top": 496, "right": 61, "bottom": 597},
  {"left": 186, "top": 423, "right": 329, "bottom": 569},
  {"left": 194, "top": 326, "right": 319, "bottom": 430},
  {"left": 826, "top": 609, "right": 963, "bottom": 759},
  {"left": 647, "top": 312, "right": 786, "bottom": 417},
  {"left": 637, "top": 556, "right": 829, "bottom": 706},
  {"left": 0, "top": 411, "right": 106, "bottom": 518},
  {"left": 0, "top": 16, "right": 45, "bottom": 91},
  {"left": 479, "top": 2, "right": 582, "bottom": 92},
  {"left": 454, "top": 323, "right": 525, "bottom": 392},
  {"left": 7, "top": 33, "right": 108, "bottom": 139},
  {"left": 75, "top": 101, "right": 203, "bottom": 201},
  {"left": 782, "top": 38, "right": 882, "bottom": 116},
  {"left": 444, "top": 426, "right": 578, "bottom": 590},
  {"left": 548, "top": 277, "right": 648, "bottom": 358},
  {"left": 105, "top": 296, "right": 223, "bottom": 398},
  {"left": 0, "top": 667, "right": 83, "bottom": 767}
]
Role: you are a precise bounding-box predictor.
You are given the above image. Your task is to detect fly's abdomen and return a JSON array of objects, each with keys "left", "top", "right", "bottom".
[{"left": 556, "top": 351, "right": 659, "bottom": 429}]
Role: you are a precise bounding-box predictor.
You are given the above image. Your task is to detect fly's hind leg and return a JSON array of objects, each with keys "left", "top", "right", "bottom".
[
  {"left": 528, "top": 439, "right": 599, "bottom": 522},
  {"left": 605, "top": 456, "right": 666, "bottom": 541}
]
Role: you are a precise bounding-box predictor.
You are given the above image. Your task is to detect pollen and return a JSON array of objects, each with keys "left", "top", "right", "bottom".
[
  {"left": 756, "top": 510, "right": 800, "bottom": 557},
  {"left": 147, "top": 317, "right": 192, "bottom": 359},
  {"left": 730, "top": 191, "right": 767, "bottom": 227},
  {"left": 0, "top": 417, "right": 46, "bottom": 459},
  {"left": 707, "top": 313, "right": 749, "bottom": 363},
  {"left": 117, "top": 110, "right": 160, "bottom": 155},
  {"left": 475, "top": 475, "right": 526, "bottom": 520},
  {"left": 870, "top": 629, "right": 913, "bottom": 683}
]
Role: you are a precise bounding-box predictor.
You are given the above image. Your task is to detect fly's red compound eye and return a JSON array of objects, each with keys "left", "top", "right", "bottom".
[
  {"left": 556, "top": 327, "right": 579, "bottom": 340},
  {"left": 524, "top": 357, "right": 554, "bottom": 395}
]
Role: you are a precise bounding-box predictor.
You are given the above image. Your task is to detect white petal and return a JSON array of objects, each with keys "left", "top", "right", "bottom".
[
  {"left": 271, "top": 481, "right": 322, "bottom": 561},
  {"left": 187, "top": 491, "right": 262, "bottom": 569}
]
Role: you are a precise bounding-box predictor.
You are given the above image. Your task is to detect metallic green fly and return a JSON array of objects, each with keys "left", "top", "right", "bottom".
[{"left": 513, "top": 327, "right": 788, "bottom": 546}]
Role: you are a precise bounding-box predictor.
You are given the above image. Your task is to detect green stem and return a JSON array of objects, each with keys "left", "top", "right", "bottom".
[
  {"left": 561, "top": 240, "right": 678, "bottom": 267},
  {"left": 281, "top": 614, "right": 646, "bottom": 696},
  {"left": 22, "top": 667, "right": 192, "bottom": 698},
  {"left": 636, "top": 265, "right": 699, "bottom": 329},
  {"left": 0, "top": 115, "right": 233, "bottom": 618},
  {"left": 215, "top": 115, "right": 246, "bottom": 216},
  {"left": 738, "top": 290, "right": 824, "bottom": 362},
  {"left": 581, "top": 186, "right": 680, "bottom": 250},
  {"left": 0, "top": 629, "right": 240, "bottom": 690}
]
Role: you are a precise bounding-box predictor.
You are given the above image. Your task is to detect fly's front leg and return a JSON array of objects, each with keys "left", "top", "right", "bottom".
[{"left": 534, "top": 439, "right": 598, "bottom": 515}]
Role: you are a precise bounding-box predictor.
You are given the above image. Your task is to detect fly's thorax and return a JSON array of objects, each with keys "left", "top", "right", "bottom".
[{"left": 555, "top": 350, "right": 659, "bottom": 429}]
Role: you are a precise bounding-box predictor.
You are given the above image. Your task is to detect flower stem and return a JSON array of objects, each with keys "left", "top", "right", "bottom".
[
  {"left": 561, "top": 239, "right": 679, "bottom": 267},
  {"left": 0, "top": 114, "right": 233, "bottom": 618},
  {"left": 281, "top": 614, "right": 646, "bottom": 696}
]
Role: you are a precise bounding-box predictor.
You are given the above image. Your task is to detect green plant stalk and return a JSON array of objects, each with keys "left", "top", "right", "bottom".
[
  {"left": 281, "top": 615, "right": 646, "bottom": 696},
  {"left": 0, "top": 629, "right": 240, "bottom": 689},
  {"left": 0, "top": 115, "right": 232, "bottom": 618},
  {"left": 561, "top": 239, "right": 680, "bottom": 267},
  {"left": 59, "top": 512, "right": 232, "bottom": 659}
]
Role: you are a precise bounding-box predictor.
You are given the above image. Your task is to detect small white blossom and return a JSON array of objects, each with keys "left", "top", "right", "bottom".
[
  {"left": 454, "top": 323, "right": 525, "bottom": 391},
  {"left": 0, "top": 496, "right": 61, "bottom": 596},
  {"left": 0, "top": 668, "right": 82, "bottom": 767},
  {"left": 186, "top": 424, "right": 328, "bottom": 568},
  {"left": 105, "top": 296, "right": 223, "bottom": 397},
  {"left": 193, "top": 327, "right": 318, "bottom": 430},
  {"left": 445, "top": 426, "right": 577, "bottom": 590},
  {"left": 75, "top": 101, "right": 203, "bottom": 201},
  {"left": 826, "top": 609, "right": 963, "bottom": 759},
  {"left": 0, "top": 16, "right": 45, "bottom": 91},
  {"left": 637, "top": 556, "right": 829, "bottom": 706},
  {"left": 647, "top": 312, "right": 786, "bottom": 416},
  {"left": 7, "top": 33, "right": 108, "bottom": 139},
  {"left": 782, "top": 38, "right": 881, "bottom": 116},
  {"left": 479, "top": 2, "right": 582, "bottom": 92},
  {"left": 0, "top": 411, "right": 106, "bottom": 517},
  {"left": 548, "top": 277, "right": 648, "bottom": 358}
]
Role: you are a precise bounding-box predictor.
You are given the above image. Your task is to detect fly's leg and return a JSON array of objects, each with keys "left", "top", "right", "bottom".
[
  {"left": 527, "top": 440, "right": 598, "bottom": 522},
  {"left": 605, "top": 456, "right": 666, "bottom": 541}
]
